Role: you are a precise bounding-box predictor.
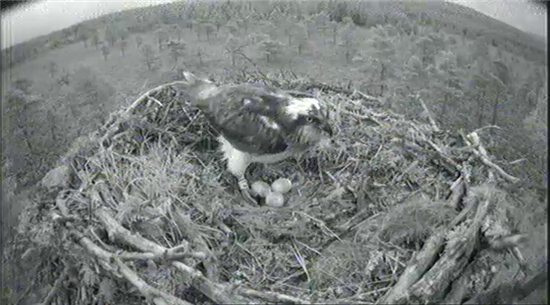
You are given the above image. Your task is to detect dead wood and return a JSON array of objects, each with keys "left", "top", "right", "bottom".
[
  {"left": 39, "top": 264, "right": 70, "bottom": 305},
  {"left": 416, "top": 95, "right": 440, "bottom": 133},
  {"left": 236, "top": 287, "right": 311, "bottom": 304},
  {"left": 72, "top": 228, "right": 191, "bottom": 305},
  {"left": 464, "top": 267, "right": 548, "bottom": 304},
  {"left": 465, "top": 132, "right": 521, "bottom": 184},
  {"left": 94, "top": 207, "right": 248, "bottom": 304},
  {"left": 378, "top": 175, "right": 475, "bottom": 304}
]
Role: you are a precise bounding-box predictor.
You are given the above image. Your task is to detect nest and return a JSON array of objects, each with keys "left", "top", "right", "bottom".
[{"left": 4, "top": 72, "right": 541, "bottom": 305}]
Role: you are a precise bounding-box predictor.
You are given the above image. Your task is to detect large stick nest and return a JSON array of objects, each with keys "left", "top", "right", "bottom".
[{"left": 7, "top": 71, "right": 542, "bottom": 305}]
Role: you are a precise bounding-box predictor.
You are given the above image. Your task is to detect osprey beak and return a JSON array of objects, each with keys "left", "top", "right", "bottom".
[{"left": 321, "top": 121, "right": 333, "bottom": 137}]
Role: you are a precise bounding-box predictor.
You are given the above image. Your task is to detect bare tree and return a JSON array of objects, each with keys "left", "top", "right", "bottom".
[
  {"left": 47, "top": 61, "right": 58, "bottom": 78},
  {"left": 101, "top": 44, "right": 110, "bottom": 61},
  {"left": 136, "top": 35, "right": 143, "bottom": 49},
  {"left": 204, "top": 23, "right": 215, "bottom": 41},
  {"left": 141, "top": 44, "right": 157, "bottom": 71},
  {"left": 120, "top": 40, "right": 128, "bottom": 56},
  {"left": 169, "top": 42, "right": 186, "bottom": 63},
  {"left": 155, "top": 29, "right": 169, "bottom": 50},
  {"left": 91, "top": 30, "right": 100, "bottom": 50}
]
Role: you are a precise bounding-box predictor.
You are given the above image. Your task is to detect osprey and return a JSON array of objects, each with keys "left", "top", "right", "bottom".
[{"left": 179, "top": 72, "right": 333, "bottom": 204}]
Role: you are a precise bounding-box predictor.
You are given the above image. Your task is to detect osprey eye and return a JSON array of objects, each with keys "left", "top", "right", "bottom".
[{"left": 306, "top": 117, "right": 314, "bottom": 123}]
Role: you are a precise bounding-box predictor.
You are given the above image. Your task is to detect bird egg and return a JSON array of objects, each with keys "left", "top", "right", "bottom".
[
  {"left": 271, "top": 178, "right": 292, "bottom": 194},
  {"left": 251, "top": 181, "right": 271, "bottom": 198},
  {"left": 266, "top": 192, "right": 285, "bottom": 207}
]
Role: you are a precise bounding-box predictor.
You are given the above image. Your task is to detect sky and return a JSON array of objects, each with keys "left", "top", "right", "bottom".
[{"left": 1, "top": 0, "right": 547, "bottom": 50}]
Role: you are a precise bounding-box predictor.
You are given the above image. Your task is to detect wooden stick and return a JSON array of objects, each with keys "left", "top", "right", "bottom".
[
  {"left": 40, "top": 264, "right": 70, "bottom": 305},
  {"left": 237, "top": 287, "right": 311, "bottom": 304},
  {"left": 94, "top": 207, "right": 246, "bottom": 304},
  {"left": 416, "top": 96, "right": 440, "bottom": 132}
]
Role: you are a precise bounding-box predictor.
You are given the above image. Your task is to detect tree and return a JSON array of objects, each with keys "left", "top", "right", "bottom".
[
  {"left": 258, "top": 38, "right": 284, "bottom": 63},
  {"left": 118, "top": 27, "right": 129, "bottom": 42},
  {"left": 91, "top": 30, "right": 100, "bottom": 50},
  {"left": 524, "top": 83, "right": 548, "bottom": 155},
  {"left": 472, "top": 37, "right": 490, "bottom": 61},
  {"left": 416, "top": 36, "right": 436, "bottom": 65},
  {"left": 403, "top": 55, "right": 432, "bottom": 95},
  {"left": 369, "top": 25, "right": 396, "bottom": 95},
  {"left": 47, "top": 61, "right": 58, "bottom": 78},
  {"left": 294, "top": 22, "right": 308, "bottom": 55},
  {"left": 77, "top": 26, "right": 89, "bottom": 48},
  {"left": 67, "top": 66, "right": 114, "bottom": 126},
  {"left": 204, "top": 23, "right": 215, "bottom": 41},
  {"left": 4, "top": 90, "right": 38, "bottom": 154},
  {"left": 169, "top": 41, "right": 186, "bottom": 63},
  {"left": 141, "top": 44, "right": 158, "bottom": 71},
  {"left": 170, "top": 24, "right": 182, "bottom": 42},
  {"left": 434, "top": 51, "right": 464, "bottom": 122},
  {"left": 120, "top": 40, "right": 128, "bottom": 56},
  {"left": 13, "top": 78, "right": 33, "bottom": 94},
  {"left": 315, "top": 11, "right": 330, "bottom": 39},
  {"left": 101, "top": 44, "right": 110, "bottom": 61},
  {"left": 329, "top": 20, "right": 338, "bottom": 45},
  {"left": 225, "top": 34, "right": 242, "bottom": 66},
  {"left": 225, "top": 20, "right": 239, "bottom": 35},
  {"left": 104, "top": 27, "right": 117, "bottom": 47},
  {"left": 136, "top": 35, "right": 143, "bottom": 49},
  {"left": 488, "top": 60, "right": 511, "bottom": 127},
  {"left": 340, "top": 22, "right": 357, "bottom": 63},
  {"left": 282, "top": 17, "right": 295, "bottom": 46},
  {"left": 304, "top": 15, "right": 316, "bottom": 39},
  {"left": 155, "top": 29, "right": 169, "bottom": 50},
  {"left": 196, "top": 47, "right": 204, "bottom": 65}
]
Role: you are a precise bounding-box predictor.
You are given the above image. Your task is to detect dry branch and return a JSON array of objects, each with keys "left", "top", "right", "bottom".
[
  {"left": 416, "top": 96, "right": 440, "bottom": 132},
  {"left": 237, "top": 287, "right": 311, "bottom": 304},
  {"left": 466, "top": 132, "right": 520, "bottom": 184},
  {"left": 379, "top": 182, "right": 474, "bottom": 304},
  {"left": 114, "top": 258, "right": 192, "bottom": 305},
  {"left": 40, "top": 264, "right": 70, "bottom": 305},
  {"left": 464, "top": 267, "right": 548, "bottom": 304},
  {"left": 377, "top": 231, "right": 447, "bottom": 304},
  {"left": 126, "top": 81, "right": 188, "bottom": 114},
  {"left": 70, "top": 229, "right": 189, "bottom": 304},
  {"left": 94, "top": 207, "right": 247, "bottom": 304},
  {"left": 402, "top": 185, "right": 493, "bottom": 303}
]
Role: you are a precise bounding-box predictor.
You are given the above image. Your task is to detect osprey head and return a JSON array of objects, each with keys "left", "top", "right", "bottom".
[
  {"left": 285, "top": 97, "right": 333, "bottom": 146},
  {"left": 180, "top": 72, "right": 218, "bottom": 104}
]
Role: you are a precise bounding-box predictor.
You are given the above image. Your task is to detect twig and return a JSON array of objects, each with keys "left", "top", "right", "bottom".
[
  {"left": 352, "top": 89, "right": 383, "bottom": 103},
  {"left": 40, "top": 264, "right": 70, "bottom": 305},
  {"left": 237, "top": 287, "right": 310, "bottom": 304},
  {"left": 511, "top": 246, "right": 530, "bottom": 277},
  {"left": 342, "top": 109, "right": 383, "bottom": 126},
  {"left": 147, "top": 95, "right": 164, "bottom": 107},
  {"left": 378, "top": 187, "right": 473, "bottom": 305},
  {"left": 115, "top": 249, "right": 208, "bottom": 261},
  {"left": 426, "top": 139, "right": 461, "bottom": 172},
  {"left": 94, "top": 207, "right": 247, "bottom": 304},
  {"left": 114, "top": 257, "right": 192, "bottom": 305},
  {"left": 416, "top": 96, "right": 440, "bottom": 132},
  {"left": 466, "top": 132, "right": 521, "bottom": 184},
  {"left": 126, "top": 80, "right": 189, "bottom": 114},
  {"left": 377, "top": 231, "right": 447, "bottom": 304},
  {"left": 471, "top": 125, "right": 502, "bottom": 134}
]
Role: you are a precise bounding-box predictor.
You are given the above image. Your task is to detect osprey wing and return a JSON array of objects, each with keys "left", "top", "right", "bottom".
[{"left": 197, "top": 84, "right": 293, "bottom": 155}]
